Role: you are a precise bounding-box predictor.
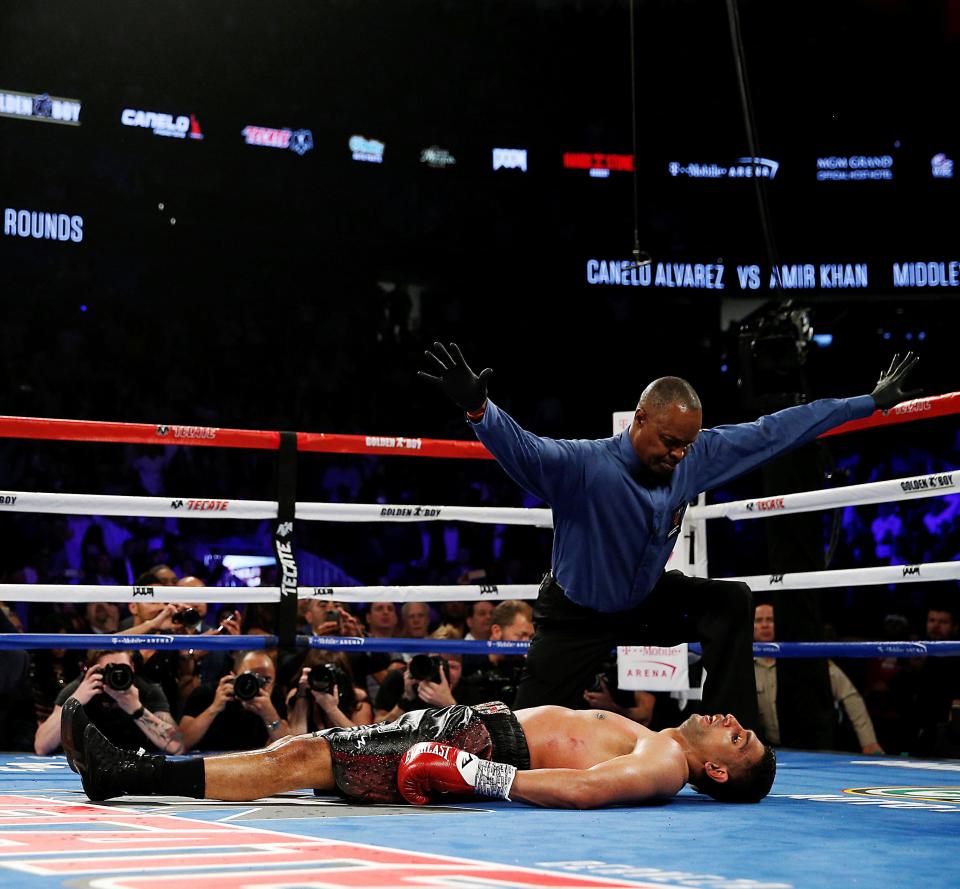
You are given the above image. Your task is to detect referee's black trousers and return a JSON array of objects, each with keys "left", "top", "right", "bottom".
[{"left": 513, "top": 571, "right": 759, "bottom": 730}]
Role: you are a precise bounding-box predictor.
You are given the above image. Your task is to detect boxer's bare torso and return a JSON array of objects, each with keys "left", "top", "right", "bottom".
[
  {"left": 517, "top": 705, "right": 650, "bottom": 769},
  {"left": 511, "top": 705, "right": 690, "bottom": 808}
]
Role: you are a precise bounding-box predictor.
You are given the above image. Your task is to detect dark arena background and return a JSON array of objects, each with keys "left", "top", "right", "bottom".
[{"left": 0, "top": 2, "right": 959, "bottom": 888}]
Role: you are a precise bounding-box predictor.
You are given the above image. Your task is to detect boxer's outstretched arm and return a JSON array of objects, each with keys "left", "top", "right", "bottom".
[
  {"left": 202, "top": 733, "right": 335, "bottom": 801},
  {"left": 511, "top": 750, "right": 688, "bottom": 809}
]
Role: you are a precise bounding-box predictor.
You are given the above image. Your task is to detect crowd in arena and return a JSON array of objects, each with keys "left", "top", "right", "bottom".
[
  {"left": 0, "top": 557, "right": 957, "bottom": 760},
  {"left": 0, "top": 296, "right": 957, "bottom": 763}
]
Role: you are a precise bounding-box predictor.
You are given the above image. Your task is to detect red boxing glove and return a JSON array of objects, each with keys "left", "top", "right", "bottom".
[{"left": 397, "top": 741, "right": 517, "bottom": 805}]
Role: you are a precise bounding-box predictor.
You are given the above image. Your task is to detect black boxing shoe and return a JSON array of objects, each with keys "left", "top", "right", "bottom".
[
  {"left": 77, "top": 722, "right": 165, "bottom": 802},
  {"left": 61, "top": 697, "right": 90, "bottom": 775}
]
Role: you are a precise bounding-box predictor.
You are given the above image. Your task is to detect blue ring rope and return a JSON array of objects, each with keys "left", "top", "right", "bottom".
[{"left": 1, "top": 633, "right": 959, "bottom": 658}]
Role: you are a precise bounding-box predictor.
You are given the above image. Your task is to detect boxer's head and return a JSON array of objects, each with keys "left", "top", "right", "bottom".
[{"left": 682, "top": 713, "right": 775, "bottom": 803}]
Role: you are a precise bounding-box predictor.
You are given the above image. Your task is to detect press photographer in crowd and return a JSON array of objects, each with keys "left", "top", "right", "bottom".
[
  {"left": 34, "top": 649, "right": 183, "bottom": 755},
  {"left": 286, "top": 650, "right": 373, "bottom": 732},
  {"left": 374, "top": 627, "right": 465, "bottom": 720},
  {"left": 179, "top": 650, "right": 290, "bottom": 752},
  {"left": 456, "top": 600, "right": 534, "bottom": 708}
]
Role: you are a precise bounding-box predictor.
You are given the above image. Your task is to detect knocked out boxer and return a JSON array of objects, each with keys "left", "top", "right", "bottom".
[{"left": 61, "top": 697, "right": 775, "bottom": 807}]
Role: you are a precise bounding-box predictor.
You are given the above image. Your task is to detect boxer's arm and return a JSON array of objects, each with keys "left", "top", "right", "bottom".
[
  {"left": 510, "top": 751, "right": 687, "bottom": 809},
  {"left": 398, "top": 742, "right": 687, "bottom": 809}
]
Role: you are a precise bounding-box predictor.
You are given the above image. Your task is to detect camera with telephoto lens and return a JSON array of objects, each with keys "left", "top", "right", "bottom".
[
  {"left": 308, "top": 663, "right": 346, "bottom": 698},
  {"left": 100, "top": 662, "right": 134, "bottom": 692},
  {"left": 232, "top": 671, "right": 270, "bottom": 701},
  {"left": 172, "top": 607, "right": 202, "bottom": 629},
  {"left": 409, "top": 654, "right": 450, "bottom": 684}
]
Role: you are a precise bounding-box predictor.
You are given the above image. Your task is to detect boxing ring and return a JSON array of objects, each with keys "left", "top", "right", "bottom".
[{"left": 1, "top": 396, "right": 959, "bottom": 889}]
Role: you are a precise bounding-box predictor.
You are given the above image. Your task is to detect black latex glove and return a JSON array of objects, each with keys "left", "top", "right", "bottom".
[
  {"left": 870, "top": 352, "right": 922, "bottom": 411},
  {"left": 418, "top": 342, "right": 492, "bottom": 413}
]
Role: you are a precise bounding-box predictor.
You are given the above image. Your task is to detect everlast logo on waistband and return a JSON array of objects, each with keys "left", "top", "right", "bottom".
[
  {"left": 902, "top": 565, "right": 920, "bottom": 577},
  {"left": 132, "top": 587, "right": 155, "bottom": 597}
]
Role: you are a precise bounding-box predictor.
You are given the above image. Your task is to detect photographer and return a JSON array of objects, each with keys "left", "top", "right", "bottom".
[
  {"left": 303, "top": 599, "right": 365, "bottom": 639},
  {"left": 279, "top": 599, "right": 365, "bottom": 690},
  {"left": 179, "top": 651, "right": 289, "bottom": 752},
  {"left": 456, "top": 600, "right": 533, "bottom": 709},
  {"left": 375, "top": 630, "right": 464, "bottom": 721},
  {"left": 34, "top": 650, "right": 183, "bottom": 755},
  {"left": 120, "top": 599, "right": 214, "bottom": 719},
  {"left": 286, "top": 651, "right": 372, "bottom": 732}
]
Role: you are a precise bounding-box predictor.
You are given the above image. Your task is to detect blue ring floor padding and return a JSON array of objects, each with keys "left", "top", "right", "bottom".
[{"left": 0, "top": 750, "right": 957, "bottom": 889}]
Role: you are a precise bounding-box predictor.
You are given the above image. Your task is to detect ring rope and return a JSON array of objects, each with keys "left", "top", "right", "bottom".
[
  {"left": 726, "top": 560, "right": 960, "bottom": 591},
  {"left": 1, "top": 391, "right": 956, "bottom": 455},
  {"left": 0, "top": 490, "right": 553, "bottom": 526},
  {"left": 0, "top": 583, "right": 540, "bottom": 604},
  {"left": 1, "top": 559, "right": 954, "bottom": 602},
  {"left": 1, "top": 633, "right": 958, "bottom": 659},
  {"left": 0, "top": 416, "right": 492, "bottom": 459},
  {"left": 817, "top": 392, "right": 960, "bottom": 439},
  {"left": 7, "top": 465, "right": 955, "bottom": 526},
  {"left": 687, "top": 469, "right": 958, "bottom": 521}
]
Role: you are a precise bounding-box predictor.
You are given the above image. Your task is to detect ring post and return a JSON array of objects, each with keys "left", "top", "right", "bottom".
[{"left": 274, "top": 430, "right": 300, "bottom": 649}]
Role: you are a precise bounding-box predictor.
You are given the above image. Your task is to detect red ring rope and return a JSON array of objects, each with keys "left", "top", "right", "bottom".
[{"left": 0, "top": 392, "right": 955, "bottom": 457}]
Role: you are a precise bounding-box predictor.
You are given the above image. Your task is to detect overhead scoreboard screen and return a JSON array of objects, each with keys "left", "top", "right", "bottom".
[{"left": 0, "top": 0, "right": 956, "bottom": 299}]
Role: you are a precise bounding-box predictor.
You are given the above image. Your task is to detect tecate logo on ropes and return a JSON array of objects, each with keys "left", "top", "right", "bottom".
[
  {"left": 156, "top": 424, "right": 218, "bottom": 440},
  {"left": 243, "top": 125, "right": 314, "bottom": 156},
  {"left": 170, "top": 499, "right": 230, "bottom": 511}
]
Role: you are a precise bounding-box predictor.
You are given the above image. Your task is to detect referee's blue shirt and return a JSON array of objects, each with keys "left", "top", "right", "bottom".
[{"left": 470, "top": 395, "right": 876, "bottom": 613}]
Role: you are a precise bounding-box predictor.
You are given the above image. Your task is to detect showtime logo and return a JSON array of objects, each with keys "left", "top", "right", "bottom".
[
  {"left": 243, "top": 126, "right": 314, "bottom": 155},
  {"left": 122, "top": 108, "right": 204, "bottom": 139}
]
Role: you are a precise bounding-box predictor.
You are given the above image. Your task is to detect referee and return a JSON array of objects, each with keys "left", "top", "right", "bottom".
[{"left": 419, "top": 344, "right": 920, "bottom": 727}]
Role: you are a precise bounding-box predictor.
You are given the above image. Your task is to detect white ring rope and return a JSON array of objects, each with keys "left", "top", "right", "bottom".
[
  {"left": 0, "top": 490, "right": 553, "bottom": 526},
  {"left": 0, "top": 469, "right": 955, "bottom": 605},
  {"left": 4, "top": 469, "right": 955, "bottom": 527},
  {"left": 687, "top": 469, "right": 957, "bottom": 521},
  {"left": 727, "top": 560, "right": 960, "bottom": 591},
  {"left": 0, "top": 583, "right": 540, "bottom": 604}
]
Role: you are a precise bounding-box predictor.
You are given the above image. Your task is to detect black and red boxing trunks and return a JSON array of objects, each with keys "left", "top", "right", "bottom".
[{"left": 316, "top": 701, "right": 530, "bottom": 803}]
